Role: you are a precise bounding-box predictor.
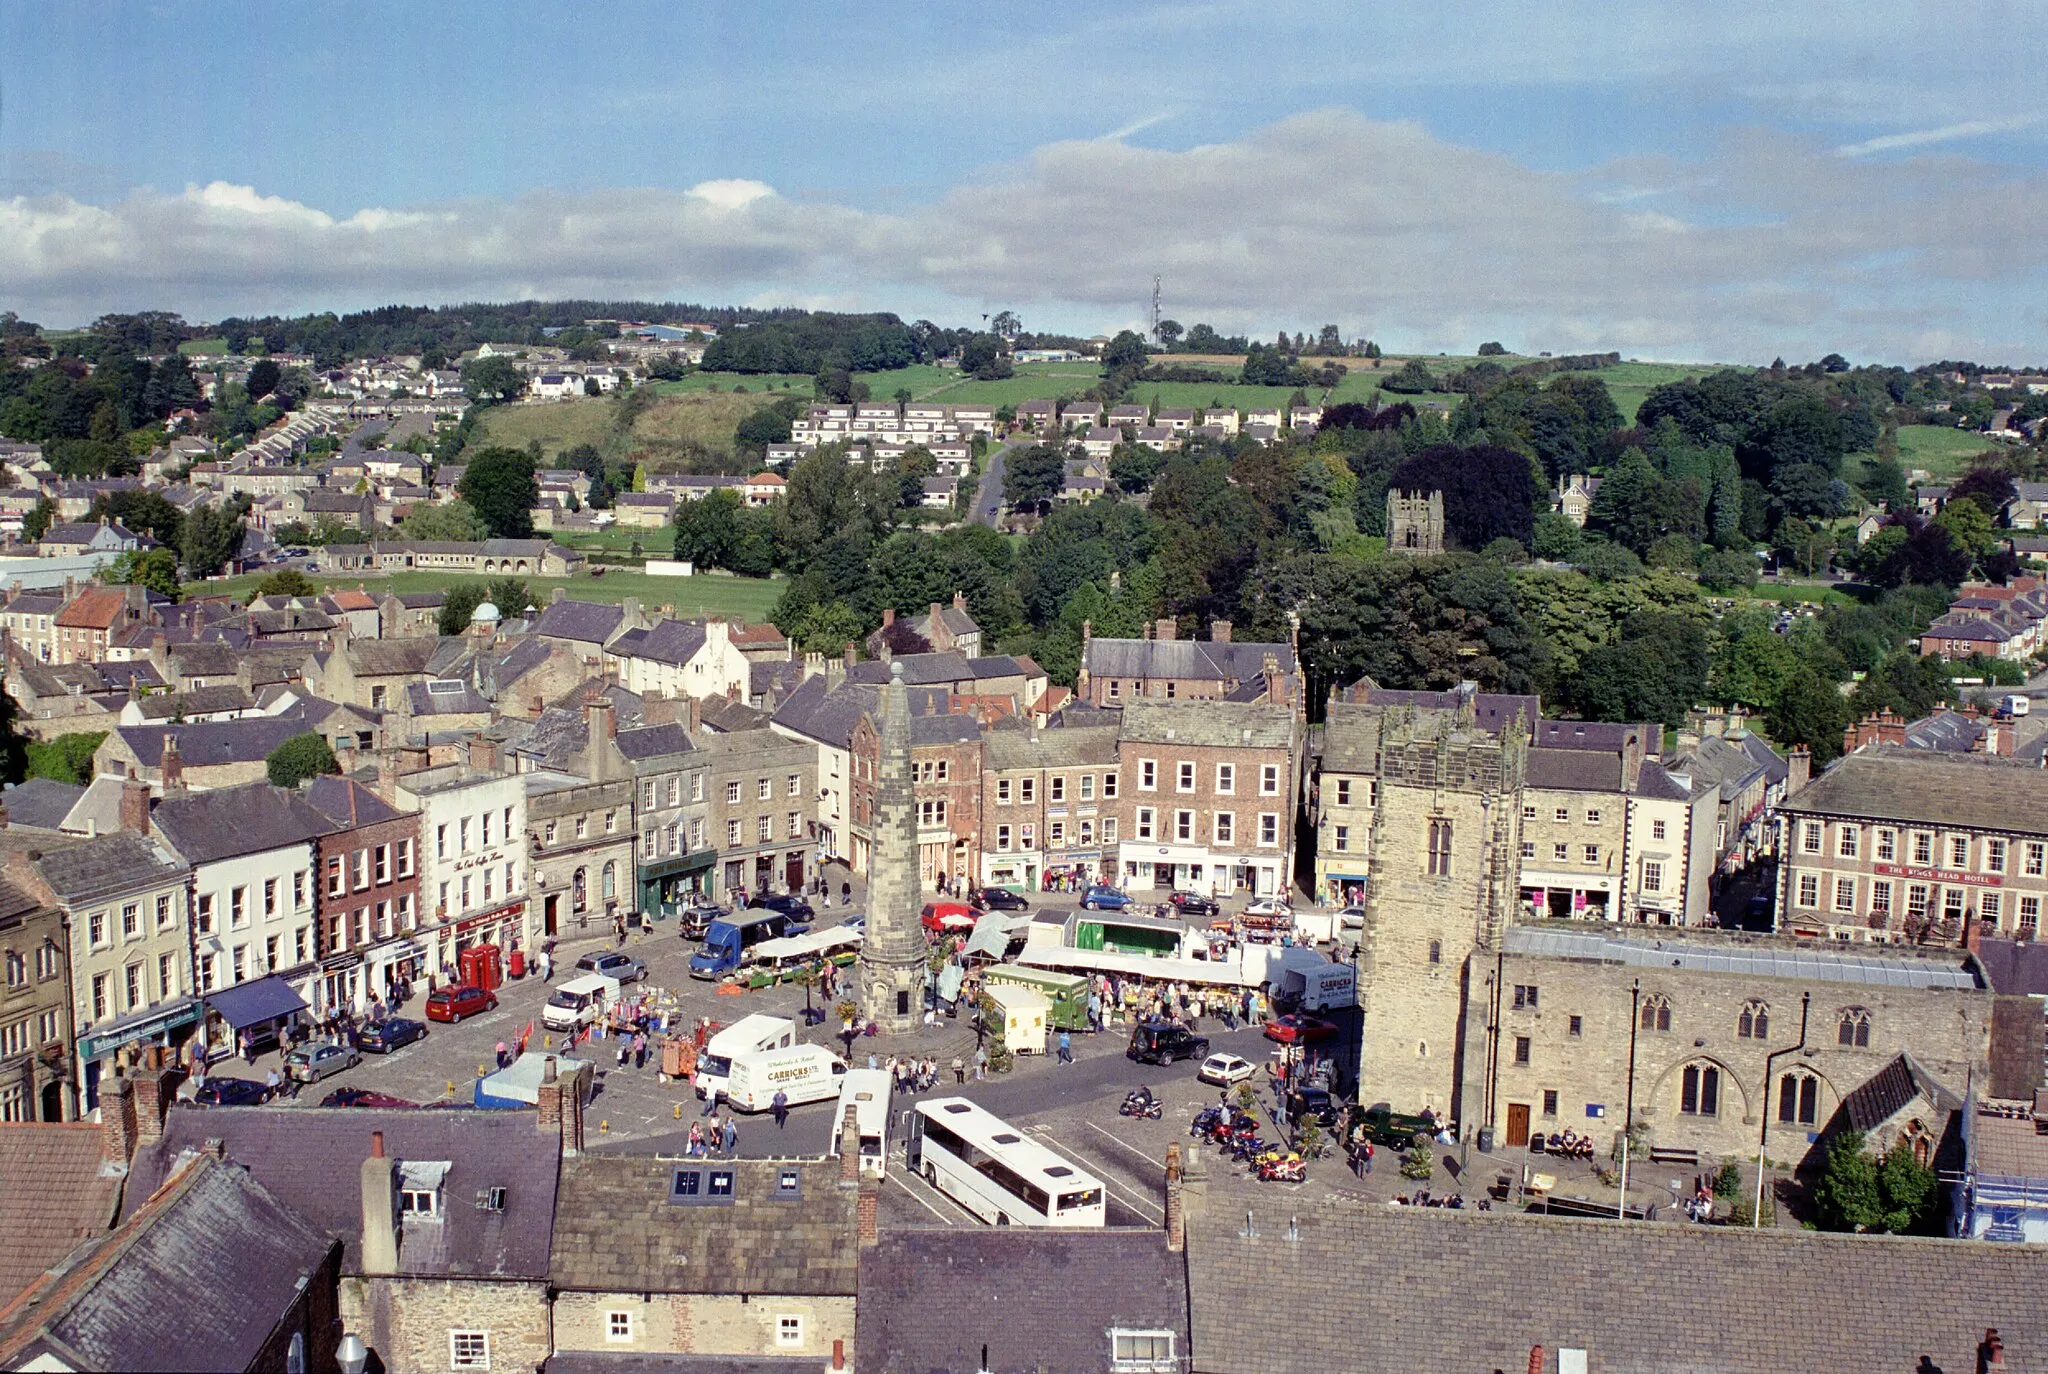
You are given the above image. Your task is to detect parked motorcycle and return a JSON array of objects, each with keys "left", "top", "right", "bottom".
[
  {"left": 1257, "top": 1152, "right": 1306, "bottom": 1184},
  {"left": 1120, "top": 1087, "right": 1164, "bottom": 1120}
]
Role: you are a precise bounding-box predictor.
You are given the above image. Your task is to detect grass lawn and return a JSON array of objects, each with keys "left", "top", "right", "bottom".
[
  {"left": 551, "top": 525, "right": 659, "bottom": 555},
  {"left": 178, "top": 338, "right": 229, "bottom": 356},
  {"left": 651, "top": 373, "right": 814, "bottom": 397},
  {"left": 475, "top": 397, "right": 617, "bottom": 458},
  {"left": 1733, "top": 581, "right": 1861, "bottom": 608},
  {"left": 1885, "top": 425, "right": 2011, "bottom": 482},
  {"left": 205, "top": 566, "right": 786, "bottom": 621},
  {"left": 475, "top": 389, "right": 779, "bottom": 467}
]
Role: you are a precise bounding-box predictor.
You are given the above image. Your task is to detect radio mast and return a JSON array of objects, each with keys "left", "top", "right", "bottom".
[{"left": 1151, "top": 276, "right": 1162, "bottom": 341}]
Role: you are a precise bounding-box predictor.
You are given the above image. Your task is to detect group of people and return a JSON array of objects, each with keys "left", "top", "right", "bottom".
[{"left": 684, "top": 1111, "right": 740, "bottom": 1157}]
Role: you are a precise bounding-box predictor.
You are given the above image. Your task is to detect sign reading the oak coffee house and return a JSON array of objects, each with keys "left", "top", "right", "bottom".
[{"left": 1872, "top": 863, "right": 2002, "bottom": 888}]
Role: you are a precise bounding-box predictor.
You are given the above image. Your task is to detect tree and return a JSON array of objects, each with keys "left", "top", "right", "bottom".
[
  {"left": 245, "top": 359, "right": 281, "bottom": 399},
  {"left": 1154, "top": 319, "right": 1184, "bottom": 349},
  {"left": 1697, "top": 547, "right": 1760, "bottom": 592},
  {"left": 401, "top": 499, "right": 490, "bottom": 542},
  {"left": 101, "top": 547, "right": 180, "bottom": 601},
  {"left": 990, "top": 310, "right": 1020, "bottom": 340},
  {"left": 958, "top": 333, "right": 1013, "bottom": 381},
  {"left": 437, "top": 582, "right": 491, "bottom": 635},
  {"left": 1815, "top": 1131, "right": 1937, "bottom": 1234},
  {"left": 179, "top": 503, "right": 245, "bottom": 579},
  {"left": 1476, "top": 341, "right": 1507, "bottom": 356},
  {"left": 23, "top": 498, "right": 55, "bottom": 543},
  {"left": 460, "top": 355, "right": 525, "bottom": 403},
  {"left": 1100, "top": 330, "right": 1148, "bottom": 374},
  {"left": 1003, "top": 445, "right": 1066, "bottom": 509},
  {"left": 252, "top": 568, "right": 316, "bottom": 600},
  {"left": 485, "top": 576, "right": 534, "bottom": 619},
  {"left": 23, "top": 730, "right": 101, "bottom": 786},
  {"left": 265, "top": 732, "right": 339, "bottom": 789},
  {"left": 90, "top": 490, "right": 185, "bottom": 545},
  {"left": 457, "top": 446, "right": 538, "bottom": 539},
  {"left": 1531, "top": 512, "right": 1584, "bottom": 561},
  {"left": 674, "top": 488, "right": 745, "bottom": 570},
  {"left": 1766, "top": 666, "right": 1855, "bottom": 764},
  {"left": 1379, "top": 359, "right": 1435, "bottom": 394},
  {"left": 1571, "top": 612, "right": 1711, "bottom": 726}
]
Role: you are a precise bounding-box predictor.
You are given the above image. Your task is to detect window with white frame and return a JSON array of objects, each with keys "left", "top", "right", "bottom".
[
  {"left": 1139, "top": 760, "right": 1157, "bottom": 791},
  {"left": 1651, "top": 818, "right": 1666, "bottom": 841},
  {"left": 1260, "top": 764, "right": 1279, "bottom": 795},
  {"left": 1259, "top": 813, "right": 1279, "bottom": 847},
  {"left": 1949, "top": 836, "right": 1970, "bottom": 869},
  {"left": 997, "top": 778, "right": 1012, "bottom": 805},
  {"left": 1798, "top": 873, "right": 1819, "bottom": 908},
  {"left": 1102, "top": 817, "right": 1118, "bottom": 842},
  {"left": 1801, "top": 822, "right": 1822, "bottom": 854},
  {"left": 1871, "top": 881, "right": 1892, "bottom": 917},
  {"left": 1136, "top": 808, "right": 1155, "bottom": 841},
  {"left": 1110, "top": 1330, "right": 1177, "bottom": 1372},
  {"left": 1215, "top": 763, "right": 1234, "bottom": 794},
  {"left": 1176, "top": 762, "right": 1195, "bottom": 793},
  {"left": 1049, "top": 775, "right": 1065, "bottom": 802},
  {"left": 757, "top": 815, "right": 773, "bottom": 843},
  {"left": 1875, "top": 828, "right": 1895, "bottom": 861},
  {"left": 997, "top": 825, "right": 1012, "bottom": 851},
  {"left": 1641, "top": 859, "right": 1663, "bottom": 893},
  {"left": 606, "top": 1311, "right": 633, "bottom": 1343},
  {"left": 1833, "top": 877, "right": 1856, "bottom": 912},
  {"left": 1335, "top": 825, "right": 1350, "bottom": 852},
  {"left": 758, "top": 777, "right": 773, "bottom": 801},
  {"left": 788, "top": 773, "right": 802, "bottom": 797},
  {"left": 1019, "top": 777, "right": 1037, "bottom": 804},
  {"left": 1838, "top": 827, "right": 1859, "bottom": 860},
  {"left": 1912, "top": 832, "right": 1933, "bottom": 865},
  {"left": 2027, "top": 841, "right": 2047, "bottom": 877},
  {"left": 1214, "top": 812, "right": 1234, "bottom": 845},
  {"left": 1080, "top": 774, "right": 1095, "bottom": 801},
  {"left": 1985, "top": 838, "right": 2008, "bottom": 874},
  {"left": 1586, "top": 808, "right": 1601, "bottom": 826},
  {"left": 1174, "top": 810, "right": 1193, "bottom": 842},
  {"left": 1049, "top": 821, "right": 1065, "bottom": 847},
  {"left": 449, "top": 1330, "right": 489, "bottom": 1369},
  {"left": 1982, "top": 892, "right": 2003, "bottom": 929},
  {"left": 776, "top": 1314, "right": 804, "bottom": 1348},
  {"left": 1101, "top": 771, "right": 1118, "bottom": 798},
  {"left": 726, "top": 781, "right": 742, "bottom": 804}
]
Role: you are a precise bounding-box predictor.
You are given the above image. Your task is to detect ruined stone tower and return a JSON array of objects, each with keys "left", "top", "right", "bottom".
[
  {"left": 1386, "top": 488, "right": 1445, "bottom": 555},
  {"left": 857, "top": 662, "right": 928, "bottom": 1032}
]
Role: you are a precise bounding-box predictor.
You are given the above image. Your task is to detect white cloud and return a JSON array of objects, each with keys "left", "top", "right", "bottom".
[
  {"left": 3, "top": 111, "right": 2046, "bottom": 362},
  {"left": 1835, "top": 118, "right": 2040, "bottom": 158}
]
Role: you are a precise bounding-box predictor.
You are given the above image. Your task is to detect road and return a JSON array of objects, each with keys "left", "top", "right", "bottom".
[{"left": 970, "top": 438, "right": 1022, "bottom": 526}]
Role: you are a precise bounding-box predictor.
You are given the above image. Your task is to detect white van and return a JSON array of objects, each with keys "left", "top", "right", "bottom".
[
  {"left": 541, "top": 973, "right": 622, "bottom": 1033},
  {"left": 2004, "top": 694, "right": 2031, "bottom": 718},
  {"left": 724, "top": 1043, "right": 847, "bottom": 1113},
  {"left": 693, "top": 1013, "right": 798, "bottom": 1101},
  {"left": 831, "top": 1069, "right": 891, "bottom": 1178}
]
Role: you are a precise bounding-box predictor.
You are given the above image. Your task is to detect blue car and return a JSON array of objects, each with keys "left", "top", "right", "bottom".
[
  {"left": 1081, "top": 885, "right": 1133, "bottom": 911},
  {"left": 192, "top": 1077, "right": 273, "bottom": 1107}
]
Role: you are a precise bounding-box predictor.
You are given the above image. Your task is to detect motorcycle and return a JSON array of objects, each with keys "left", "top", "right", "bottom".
[
  {"left": 1257, "top": 1152, "right": 1306, "bottom": 1184},
  {"left": 1230, "top": 1134, "right": 1271, "bottom": 1164},
  {"left": 1191, "top": 1105, "right": 1227, "bottom": 1138},
  {"left": 1120, "top": 1087, "right": 1164, "bottom": 1120}
]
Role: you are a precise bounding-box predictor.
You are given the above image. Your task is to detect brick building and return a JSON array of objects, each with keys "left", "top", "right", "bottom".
[
  {"left": 1776, "top": 748, "right": 2048, "bottom": 944},
  {"left": 1112, "top": 700, "right": 1298, "bottom": 899},
  {"left": 850, "top": 708, "right": 980, "bottom": 891},
  {"left": 0, "top": 870, "right": 71, "bottom": 1122},
  {"left": 304, "top": 777, "right": 423, "bottom": 1014}
]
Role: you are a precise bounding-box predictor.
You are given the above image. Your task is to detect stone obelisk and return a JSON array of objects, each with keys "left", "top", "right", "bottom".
[{"left": 857, "top": 662, "right": 927, "bottom": 1033}]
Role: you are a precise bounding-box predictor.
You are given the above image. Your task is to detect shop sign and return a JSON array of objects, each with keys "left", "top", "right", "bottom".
[
  {"left": 1873, "top": 863, "right": 2000, "bottom": 888},
  {"left": 455, "top": 900, "right": 527, "bottom": 934}
]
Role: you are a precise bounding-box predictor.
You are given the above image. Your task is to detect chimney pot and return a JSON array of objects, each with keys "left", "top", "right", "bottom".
[{"left": 370, "top": 1130, "right": 385, "bottom": 1159}]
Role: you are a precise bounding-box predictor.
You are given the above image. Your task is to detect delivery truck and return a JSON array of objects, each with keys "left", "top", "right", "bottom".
[
  {"left": 724, "top": 1043, "right": 847, "bottom": 1113},
  {"left": 692, "top": 1013, "right": 798, "bottom": 1101}
]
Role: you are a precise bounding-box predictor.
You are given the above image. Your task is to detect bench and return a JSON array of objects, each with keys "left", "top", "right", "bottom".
[{"left": 1649, "top": 1145, "right": 1700, "bottom": 1167}]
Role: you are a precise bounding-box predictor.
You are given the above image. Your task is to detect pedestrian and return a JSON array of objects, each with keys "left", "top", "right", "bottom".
[
  {"left": 687, "top": 1121, "right": 705, "bottom": 1157},
  {"left": 842, "top": 881, "right": 852, "bottom": 906},
  {"left": 494, "top": 1040, "right": 508, "bottom": 1069},
  {"left": 1057, "top": 1030, "right": 1073, "bottom": 1065},
  {"left": 952, "top": 1054, "right": 965, "bottom": 1084},
  {"left": 265, "top": 1066, "right": 281, "bottom": 1099},
  {"left": 772, "top": 1089, "right": 790, "bottom": 1129},
  {"left": 721, "top": 1115, "right": 738, "bottom": 1156},
  {"left": 617, "top": 1037, "right": 630, "bottom": 1069},
  {"left": 634, "top": 1032, "right": 649, "bottom": 1070},
  {"left": 974, "top": 1047, "right": 988, "bottom": 1081},
  {"left": 1363, "top": 1140, "right": 1374, "bottom": 1174}
]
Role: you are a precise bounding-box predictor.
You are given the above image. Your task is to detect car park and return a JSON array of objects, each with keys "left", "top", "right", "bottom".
[
  {"left": 284, "top": 1042, "right": 361, "bottom": 1083},
  {"left": 1127, "top": 1020, "right": 1211, "bottom": 1065},
  {"left": 1264, "top": 1013, "right": 1338, "bottom": 1045},
  {"left": 425, "top": 985, "right": 497, "bottom": 1023},
  {"left": 573, "top": 951, "right": 646, "bottom": 984},
  {"left": 974, "top": 887, "right": 1031, "bottom": 911},
  {"left": 1081, "top": 885, "right": 1134, "bottom": 911},
  {"left": 192, "top": 1077, "right": 272, "bottom": 1107},
  {"left": 1169, "top": 892, "right": 1220, "bottom": 917},
  {"left": 354, "top": 1017, "right": 428, "bottom": 1055},
  {"left": 1197, "top": 1052, "right": 1256, "bottom": 1086}
]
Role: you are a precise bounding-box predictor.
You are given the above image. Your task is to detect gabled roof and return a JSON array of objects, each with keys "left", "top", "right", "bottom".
[
  {"left": 1116, "top": 699, "right": 1294, "bottom": 750},
  {"left": 35, "top": 833, "right": 185, "bottom": 903},
  {"left": 0, "top": 1124, "right": 125, "bottom": 1309},
  {"left": 1783, "top": 747, "right": 2048, "bottom": 835},
  {"left": 615, "top": 722, "right": 695, "bottom": 762},
  {"left": 113, "top": 715, "right": 313, "bottom": 773},
  {"left": 150, "top": 782, "right": 337, "bottom": 865},
  {"left": 54, "top": 588, "right": 130, "bottom": 631},
  {"left": 617, "top": 618, "right": 706, "bottom": 667},
  {"left": 130, "top": 684, "right": 253, "bottom": 721},
  {"left": 300, "top": 776, "right": 407, "bottom": 829},
  {"left": 0, "top": 779, "right": 86, "bottom": 833},
  {"left": 532, "top": 598, "right": 626, "bottom": 646},
  {"left": 345, "top": 636, "right": 442, "bottom": 676},
  {"left": 1840, "top": 1052, "right": 1964, "bottom": 1135},
  {"left": 1081, "top": 635, "right": 1296, "bottom": 684}
]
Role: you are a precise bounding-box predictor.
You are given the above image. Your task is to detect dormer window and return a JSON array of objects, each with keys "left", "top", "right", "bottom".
[{"left": 400, "top": 1189, "right": 436, "bottom": 1216}]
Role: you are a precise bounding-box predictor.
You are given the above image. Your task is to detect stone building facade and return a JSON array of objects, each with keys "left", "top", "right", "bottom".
[
  {"left": 1386, "top": 488, "right": 1445, "bottom": 555},
  {"left": 0, "top": 869, "right": 72, "bottom": 1122},
  {"left": 1474, "top": 924, "right": 1991, "bottom": 1162},
  {"left": 980, "top": 722, "right": 1122, "bottom": 891},
  {"left": 1112, "top": 700, "right": 1299, "bottom": 899},
  {"left": 526, "top": 772, "right": 638, "bottom": 939},
  {"left": 850, "top": 710, "right": 980, "bottom": 892},
  {"left": 1776, "top": 748, "right": 2048, "bottom": 944},
  {"left": 697, "top": 726, "right": 819, "bottom": 900},
  {"left": 1344, "top": 704, "right": 1526, "bottom": 1123}
]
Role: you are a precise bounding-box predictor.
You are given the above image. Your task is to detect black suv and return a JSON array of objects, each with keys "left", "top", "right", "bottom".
[
  {"left": 750, "top": 894, "right": 815, "bottom": 922},
  {"left": 1126, "top": 1020, "right": 1211, "bottom": 1065},
  {"left": 1168, "top": 891, "right": 1220, "bottom": 917}
]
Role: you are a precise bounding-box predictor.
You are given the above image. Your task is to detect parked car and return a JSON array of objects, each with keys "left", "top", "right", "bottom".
[
  {"left": 974, "top": 887, "right": 1030, "bottom": 911},
  {"left": 750, "top": 894, "right": 815, "bottom": 922},
  {"left": 922, "top": 901, "right": 977, "bottom": 934},
  {"left": 1197, "top": 1052, "right": 1257, "bottom": 1086},
  {"left": 1081, "top": 885, "right": 1134, "bottom": 911},
  {"left": 574, "top": 951, "right": 646, "bottom": 984},
  {"left": 1242, "top": 897, "right": 1293, "bottom": 918},
  {"left": 1357, "top": 1102, "right": 1439, "bottom": 1147},
  {"left": 320, "top": 1088, "right": 419, "bottom": 1110},
  {"left": 1286, "top": 1085, "right": 1341, "bottom": 1127},
  {"left": 354, "top": 1017, "right": 428, "bottom": 1055},
  {"left": 425, "top": 985, "right": 498, "bottom": 1023},
  {"left": 1338, "top": 905, "right": 1366, "bottom": 931},
  {"left": 678, "top": 904, "right": 728, "bottom": 940},
  {"left": 192, "top": 1077, "right": 272, "bottom": 1107},
  {"left": 1168, "top": 891, "right": 1220, "bottom": 917},
  {"left": 1127, "top": 1020, "right": 1211, "bottom": 1065},
  {"left": 284, "top": 1042, "right": 361, "bottom": 1083},
  {"left": 1264, "top": 1013, "right": 1338, "bottom": 1046}
]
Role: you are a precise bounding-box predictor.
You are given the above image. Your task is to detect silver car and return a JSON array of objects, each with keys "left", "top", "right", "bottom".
[
  {"left": 575, "top": 951, "right": 647, "bottom": 984},
  {"left": 285, "top": 1042, "right": 361, "bottom": 1083}
]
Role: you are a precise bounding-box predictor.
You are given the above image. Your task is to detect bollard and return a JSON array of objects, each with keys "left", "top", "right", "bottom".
[
  {"left": 478, "top": 1064, "right": 488, "bottom": 1078},
  {"left": 446, "top": 1081, "right": 456, "bottom": 1097},
  {"left": 544, "top": 1034, "right": 552, "bottom": 1050},
  {"left": 600, "top": 1119, "right": 610, "bottom": 1133},
  {"left": 674, "top": 1102, "right": 683, "bottom": 1120}
]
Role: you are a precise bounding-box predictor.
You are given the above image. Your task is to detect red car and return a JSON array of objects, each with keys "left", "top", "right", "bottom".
[
  {"left": 921, "top": 901, "right": 977, "bottom": 934},
  {"left": 425, "top": 985, "right": 497, "bottom": 1023},
  {"left": 1264, "top": 1014, "right": 1339, "bottom": 1046}
]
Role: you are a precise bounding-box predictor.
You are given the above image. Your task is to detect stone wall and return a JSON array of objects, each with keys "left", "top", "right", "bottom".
[
  {"left": 553, "top": 1290, "right": 854, "bottom": 1361},
  {"left": 342, "top": 1275, "right": 552, "bottom": 1374}
]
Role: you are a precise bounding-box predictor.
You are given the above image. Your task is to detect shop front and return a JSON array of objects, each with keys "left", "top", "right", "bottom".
[
  {"left": 983, "top": 850, "right": 1039, "bottom": 892},
  {"left": 76, "top": 998, "right": 204, "bottom": 1112},
  {"left": 316, "top": 952, "right": 364, "bottom": 1017},
  {"left": 432, "top": 900, "right": 529, "bottom": 978},
  {"left": 1123, "top": 845, "right": 1280, "bottom": 897},
  {"left": 1520, "top": 871, "right": 1616, "bottom": 922},
  {"left": 1324, "top": 871, "right": 1369, "bottom": 907},
  {"left": 203, "top": 975, "right": 310, "bottom": 1064},
  {"left": 638, "top": 850, "right": 717, "bottom": 919}
]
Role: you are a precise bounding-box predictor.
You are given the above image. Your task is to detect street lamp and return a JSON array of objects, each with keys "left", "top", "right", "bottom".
[
  {"left": 1617, "top": 979, "right": 1639, "bottom": 1219},
  {"left": 336, "top": 1333, "right": 369, "bottom": 1374}
]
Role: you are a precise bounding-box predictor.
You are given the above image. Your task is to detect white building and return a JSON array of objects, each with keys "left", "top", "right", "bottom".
[{"left": 395, "top": 761, "right": 531, "bottom": 964}]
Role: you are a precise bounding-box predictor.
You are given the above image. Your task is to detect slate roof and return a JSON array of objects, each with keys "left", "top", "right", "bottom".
[
  {"left": 0, "top": 779, "right": 86, "bottom": 832},
  {"left": 129, "top": 683, "right": 253, "bottom": 721},
  {"left": 1533, "top": 718, "right": 1656, "bottom": 754},
  {"left": 1342, "top": 680, "right": 1541, "bottom": 737},
  {"left": 34, "top": 833, "right": 186, "bottom": 904},
  {"left": 1973, "top": 936, "right": 2048, "bottom": 997},
  {"left": 550, "top": 1156, "right": 855, "bottom": 1296},
  {"left": 1186, "top": 1199, "right": 2048, "bottom": 1374},
  {"left": 346, "top": 636, "right": 442, "bottom": 676},
  {"left": 1505, "top": 923, "right": 1981, "bottom": 991},
  {"left": 0, "top": 1153, "right": 335, "bottom": 1374},
  {"left": 1840, "top": 1052, "right": 1963, "bottom": 1134},
  {"left": 619, "top": 618, "right": 708, "bottom": 667},
  {"left": 1081, "top": 635, "right": 1296, "bottom": 685},
  {"left": 546, "top": 1356, "right": 823, "bottom": 1374},
  {"left": 166, "top": 641, "right": 240, "bottom": 678},
  {"left": 985, "top": 719, "right": 1120, "bottom": 769},
  {"left": 150, "top": 783, "right": 337, "bottom": 865},
  {"left": 534, "top": 598, "right": 627, "bottom": 646},
  {"left": 300, "top": 776, "right": 406, "bottom": 828},
  {"left": 616, "top": 723, "right": 695, "bottom": 762},
  {"left": 772, "top": 677, "right": 880, "bottom": 749},
  {"left": 1115, "top": 699, "right": 1294, "bottom": 750},
  {"left": 697, "top": 697, "right": 769, "bottom": 733},
  {"left": 0, "top": 1124, "right": 124, "bottom": 1309},
  {"left": 1783, "top": 746, "right": 2048, "bottom": 835},
  {"left": 750, "top": 658, "right": 808, "bottom": 703},
  {"left": 124, "top": 1107, "right": 559, "bottom": 1279},
  {"left": 1525, "top": 746, "right": 1624, "bottom": 792},
  {"left": 1634, "top": 758, "right": 1692, "bottom": 802},
  {"left": 406, "top": 678, "right": 493, "bottom": 716},
  {"left": 114, "top": 715, "right": 314, "bottom": 773},
  {"left": 859, "top": 1228, "right": 1189, "bottom": 1374}
]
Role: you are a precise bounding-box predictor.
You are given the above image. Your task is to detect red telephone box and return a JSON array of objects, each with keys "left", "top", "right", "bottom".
[{"left": 460, "top": 943, "right": 504, "bottom": 993}]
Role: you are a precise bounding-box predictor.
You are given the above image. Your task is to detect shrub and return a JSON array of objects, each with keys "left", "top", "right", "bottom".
[{"left": 265, "top": 732, "right": 338, "bottom": 788}]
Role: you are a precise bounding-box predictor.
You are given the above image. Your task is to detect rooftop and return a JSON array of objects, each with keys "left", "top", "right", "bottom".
[
  {"left": 1783, "top": 747, "right": 2048, "bottom": 834},
  {"left": 0, "top": 1124, "right": 124, "bottom": 1310},
  {"left": 1503, "top": 923, "right": 1981, "bottom": 991}
]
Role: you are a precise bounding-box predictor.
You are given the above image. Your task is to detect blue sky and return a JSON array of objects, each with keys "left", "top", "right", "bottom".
[{"left": 5, "top": 1, "right": 2047, "bottom": 362}]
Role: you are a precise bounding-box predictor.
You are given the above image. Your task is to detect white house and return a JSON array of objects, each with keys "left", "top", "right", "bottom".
[{"left": 394, "top": 762, "right": 531, "bottom": 962}]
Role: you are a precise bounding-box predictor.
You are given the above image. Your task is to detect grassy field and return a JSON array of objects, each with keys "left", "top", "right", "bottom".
[
  {"left": 651, "top": 373, "right": 814, "bottom": 397},
  {"left": 207, "top": 566, "right": 785, "bottom": 621},
  {"left": 177, "top": 338, "right": 229, "bottom": 356},
  {"left": 475, "top": 397, "right": 618, "bottom": 457},
  {"left": 1886, "top": 424, "right": 2010, "bottom": 482},
  {"left": 475, "top": 389, "right": 773, "bottom": 466}
]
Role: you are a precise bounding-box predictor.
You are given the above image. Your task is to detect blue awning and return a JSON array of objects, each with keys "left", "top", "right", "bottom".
[{"left": 205, "top": 975, "right": 309, "bottom": 1030}]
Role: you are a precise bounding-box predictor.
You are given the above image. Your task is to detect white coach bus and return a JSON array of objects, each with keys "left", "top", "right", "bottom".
[{"left": 906, "top": 1096, "right": 1106, "bottom": 1227}]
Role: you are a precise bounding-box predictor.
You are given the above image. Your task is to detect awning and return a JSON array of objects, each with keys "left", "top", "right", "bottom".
[
  {"left": 965, "top": 913, "right": 1033, "bottom": 961},
  {"left": 205, "top": 975, "right": 309, "bottom": 1030}
]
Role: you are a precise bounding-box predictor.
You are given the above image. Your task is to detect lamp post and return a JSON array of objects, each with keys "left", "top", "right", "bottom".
[
  {"left": 1618, "top": 978, "right": 1639, "bottom": 1219},
  {"left": 1755, "top": 990, "right": 1811, "bottom": 1228},
  {"left": 336, "top": 1333, "right": 369, "bottom": 1374}
]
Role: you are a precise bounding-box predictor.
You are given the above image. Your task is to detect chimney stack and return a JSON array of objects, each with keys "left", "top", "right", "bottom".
[
  {"left": 1154, "top": 617, "right": 1177, "bottom": 641},
  {"left": 360, "top": 1131, "right": 399, "bottom": 1275},
  {"left": 133, "top": 1047, "right": 174, "bottom": 1144},
  {"left": 159, "top": 734, "right": 184, "bottom": 793},
  {"left": 100, "top": 1069, "right": 138, "bottom": 1166},
  {"left": 1985, "top": 1328, "right": 2006, "bottom": 1371},
  {"left": 1210, "top": 619, "right": 1232, "bottom": 643},
  {"left": 838, "top": 1104, "right": 860, "bottom": 1185},
  {"left": 952, "top": 591, "right": 967, "bottom": 613},
  {"left": 563, "top": 1064, "right": 586, "bottom": 1156},
  {"left": 1787, "top": 745, "right": 1811, "bottom": 794},
  {"left": 857, "top": 1170, "right": 879, "bottom": 1249},
  {"left": 119, "top": 778, "right": 151, "bottom": 835},
  {"left": 843, "top": 642, "right": 856, "bottom": 673},
  {"left": 467, "top": 734, "right": 497, "bottom": 772}
]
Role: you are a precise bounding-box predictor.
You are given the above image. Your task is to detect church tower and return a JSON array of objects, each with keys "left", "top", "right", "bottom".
[
  {"left": 1386, "top": 488, "right": 1445, "bottom": 555},
  {"left": 857, "top": 662, "right": 928, "bottom": 1032}
]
